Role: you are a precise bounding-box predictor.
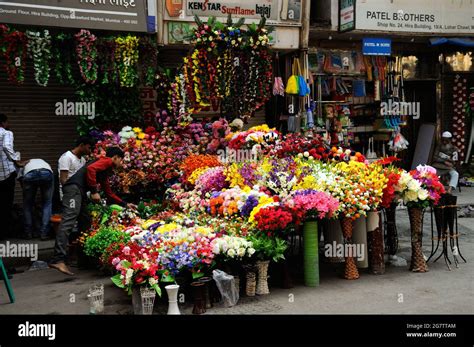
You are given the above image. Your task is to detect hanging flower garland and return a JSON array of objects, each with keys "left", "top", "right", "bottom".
[
  {"left": 97, "top": 36, "right": 117, "bottom": 85},
  {"left": 52, "top": 32, "right": 75, "bottom": 85},
  {"left": 138, "top": 36, "right": 158, "bottom": 87},
  {"left": 176, "top": 15, "right": 274, "bottom": 121},
  {"left": 115, "top": 35, "right": 139, "bottom": 88},
  {"left": 2, "top": 27, "right": 28, "bottom": 85},
  {"left": 75, "top": 29, "right": 98, "bottom": 84},
  {"left": 27, "top": 30, "right": 52, "bottom": 87}
]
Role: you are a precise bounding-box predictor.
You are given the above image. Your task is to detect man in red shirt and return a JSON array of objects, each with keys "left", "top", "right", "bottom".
[{"left": 49, "top": 147, "right": 133, "bottom": 275}]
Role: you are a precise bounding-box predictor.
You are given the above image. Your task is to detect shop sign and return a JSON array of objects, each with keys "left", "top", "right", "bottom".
[
  {"left": 185, "top": 0, "right": 279, "bottom": 21},
  {"left": 362, "top": 38, "right": 391, "bottom": 56},
  {"left": 356, "top": 0, "right": 474, "bottom": 34},
  {"left": 0, "top": 0, "right": 149, "bottom": 32},
  {"left": 339, "top": 0, "right": 355, "bottom": 32}
]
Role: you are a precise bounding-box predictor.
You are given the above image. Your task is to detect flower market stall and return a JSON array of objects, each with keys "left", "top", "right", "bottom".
[
  {"left": 78, "top": 122, "right": 445, "bottom": 314},
  {"left": 1, "top": 14, "right": 450, "bottom": 315}
]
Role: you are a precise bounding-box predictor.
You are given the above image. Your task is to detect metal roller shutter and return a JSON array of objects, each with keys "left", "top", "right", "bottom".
[{"left": 0, "top": 57, "right": 78, "bottom": 204}]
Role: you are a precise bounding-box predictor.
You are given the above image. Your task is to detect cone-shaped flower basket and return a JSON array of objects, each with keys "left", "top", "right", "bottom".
[
  {"left": 408, "top": 207, "right": 428, "bottom": 272},
  {"left": 385, "top": 203, "right": 399, "bottom": 255},
  {"left": 367, "top": 210, "right": 385, "bottom": 275},
  {"left": 303, "top": 221, "right": 319, "bottom": 286},
  {"left": 340, "top": 217, "right": 359, "bottom": 280}
]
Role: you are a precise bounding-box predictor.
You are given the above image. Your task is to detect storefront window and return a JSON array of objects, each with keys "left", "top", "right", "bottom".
[{"left": 444, "top": 52, "right": 473, "bottom": 72}]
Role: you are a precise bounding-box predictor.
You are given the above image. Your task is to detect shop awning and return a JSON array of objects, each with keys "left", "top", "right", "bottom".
[{"left": 430, "top": 37, "right": 474, "bottom": 47}]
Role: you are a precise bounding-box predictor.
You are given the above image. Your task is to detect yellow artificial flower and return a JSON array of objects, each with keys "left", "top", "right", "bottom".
[{"left": 156, "top": 223, "right": 179, "bottom": 234}]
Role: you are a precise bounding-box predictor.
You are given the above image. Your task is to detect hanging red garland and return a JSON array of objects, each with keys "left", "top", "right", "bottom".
[{"left": 2, "top": 26, "right": 28, "bottom": 85}]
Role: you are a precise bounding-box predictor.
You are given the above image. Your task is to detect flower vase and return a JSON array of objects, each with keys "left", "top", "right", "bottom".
[
  {"left": 367, "top": 211, "right": 385, "bottom": 275},
  {"left": 352, "top": 216, "right": 368, "bottom": 269},
  {"left": 198, "top": 277, "right": 213, "bottom": 309},
  {"left": 385, "top": 203, "right": 399, "bottom": 255},
  {"left": 408, "top": 207, "right": 428, "bottom": 272},
  {"left": 303, "top": 221, "right": 320, "bottom": 286},
  {"left": 233, "top": 275, "right": 240, "bottom": 295},
  {"left": 340, "top": 217, "right": 360, "bottom": 280},
  {"left": 87, "top": 284, "right": 104, "bottom": 315},
  {"left": 191, "top": 282, "right": 206, "bottom": 314},
  {"left": 245, "top": 270, "right": 256, "bottom": 297},
  {"left": 165, "top": 284, "right": 181, "bottom": 315},
  {"left": 323, "top": 219, "right": 344, "bottom": 263},
  {"left": 132, "top": 286, "right": 156, "bottom": 315},
  {"left": 256, "top": 260, "right": 270, "bottom": 295}
]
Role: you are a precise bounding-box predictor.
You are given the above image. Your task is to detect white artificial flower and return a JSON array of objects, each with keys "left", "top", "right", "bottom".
[
  {"left": 418, "top": 189, "right": 429, "bottom": 200},
  {"left": 407, "top": 179, "right": 421, "bottom": 192},
  {"left": 227, "top": 249, "right": 236, "bottom": 258}
]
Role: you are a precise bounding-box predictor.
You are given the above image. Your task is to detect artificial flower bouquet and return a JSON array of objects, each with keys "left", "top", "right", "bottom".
[
  {"left": 110, "top": 242, "right": 162, "bottom": 296},
  {"left": 285, "top": 189, "right": 340, "bottom": 224},
  {"left": 395, "top": 165, "right": 445, "bottom": 208}
]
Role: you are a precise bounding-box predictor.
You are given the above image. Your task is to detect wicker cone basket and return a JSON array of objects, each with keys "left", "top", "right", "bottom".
[
  {"left": 385, "top": 203, "right": 399, "bottom": 255},
  {"left": 340, "top": 217, "right": 360, "bottom": 280},
  {"left": 256, "top": 260, "right": 270, "bottom": 295},
  {"left": 408, "top": 207, "right": 429, "bottom": 273}
]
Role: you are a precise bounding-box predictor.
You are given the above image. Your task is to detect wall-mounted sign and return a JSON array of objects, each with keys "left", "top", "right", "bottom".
[
  {"left": 339, "top": 0, "right": 355, "bottom": 32},
  {"left": 166, "top": 0, "right": 183, "bottom": 17},
  {"left": 0, "top": 0, "right": 149, "bottom": 32},
  {"left": 185, "top": 0, "right": 278, "bottom": 20},
  {"left": 168, "top": 21, "right": 191, "bottom": 43},
  {"left": 362, "top": 38, "right": 392, "bottom": 56},
  {"left": 356, "top": 0, "right": 474, "bottom": 34}
]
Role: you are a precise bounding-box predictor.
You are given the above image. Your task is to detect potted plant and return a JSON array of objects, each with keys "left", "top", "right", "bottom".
[{"left": 248, "top": 234, "right": 287, "bottom": 295}]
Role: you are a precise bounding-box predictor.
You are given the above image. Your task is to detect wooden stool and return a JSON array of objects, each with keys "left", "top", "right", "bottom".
[{"left": 0, "top": 258, "right": 15, "bottom": 303}]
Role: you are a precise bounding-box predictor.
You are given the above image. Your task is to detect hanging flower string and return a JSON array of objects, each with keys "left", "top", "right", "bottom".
[
  {"left": 173, "top": 15, "right": 274, "bottom": 121},
  {"left": 97, "top": 36, "right": 118, "bottom": 85},
  {"left": 2, "top": 27, "right": 28, "bottom": 85},
  {"left": 115, "top": 35, "right": 139, "bottom": 88},
  {"left": 75, "top": 29, "right": 98, "bottom": 84},
  {"left": 139, "top": 36, "right": 158, "bottom": 87},
  {"left": 52, "top": 32, "right": 75, "bottom": 85},
  {"left": 27, "top": 30, "right": 52, "bottom": 87}
]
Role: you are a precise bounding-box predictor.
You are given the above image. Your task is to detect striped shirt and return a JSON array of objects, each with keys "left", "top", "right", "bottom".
[{"left": 0, "top": 127, "right": 20, "bottom": 181}]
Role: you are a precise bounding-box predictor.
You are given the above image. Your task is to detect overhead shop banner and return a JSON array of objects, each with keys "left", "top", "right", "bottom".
[
  {"left": 0, "top": 0, "right": 149, "bottom": 32},
  {"left": 185, "top": 0, "right": 279, "bottom": 21},
  {"left": 356, "top": 0, "right": 474, "bottom": 34}
]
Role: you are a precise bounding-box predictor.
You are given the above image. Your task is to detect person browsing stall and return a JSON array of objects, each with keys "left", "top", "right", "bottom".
[{"left": 49, "top": 147, "right": 135, "bottom": 276}]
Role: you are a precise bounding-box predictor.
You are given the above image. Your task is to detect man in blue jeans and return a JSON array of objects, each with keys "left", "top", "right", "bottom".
[{"left": 19, "top": 159, "right": 54, "bottom": 240}]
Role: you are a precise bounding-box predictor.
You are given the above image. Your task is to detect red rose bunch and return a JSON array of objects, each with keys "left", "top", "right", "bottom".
[{"left": 253, "top": 205, "right": 293, "bottom": 236}]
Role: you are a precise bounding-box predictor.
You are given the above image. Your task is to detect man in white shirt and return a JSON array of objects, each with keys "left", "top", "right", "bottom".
[
  {"left": 58, "top": 136, "right": 94, "bottom": 199},
  {"left": 18, "top": 159, "right": 54, "bottom": 240},
  {"left": 0, "top": 113, "right": 27, "bottom": 240}
]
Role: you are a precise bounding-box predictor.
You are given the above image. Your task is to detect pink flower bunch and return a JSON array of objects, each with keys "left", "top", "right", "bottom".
[
  {"left": 207, "top": 119, "right": 231, "bottom": 153},
  {"left": 286, "top": 189, "right": 340, "bottom": 223},
  {"left": 410, "top": 165, "right": 445, "bottom": 205},
  {"left": 194, "top": 166, "right": 229, "bottom": 194}
]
